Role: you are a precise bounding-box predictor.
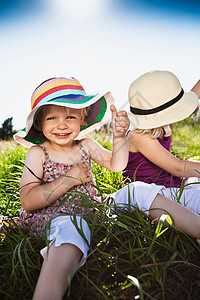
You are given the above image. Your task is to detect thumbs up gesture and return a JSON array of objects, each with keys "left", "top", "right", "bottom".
[{"left": 110, "top": 105, "right": 130, "bottom": 138}]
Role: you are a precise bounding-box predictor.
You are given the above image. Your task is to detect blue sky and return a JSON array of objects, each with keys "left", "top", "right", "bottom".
[
  {"left": 115, "top": 0, "right": 200, "bottom": 17},
  {"left": 1, "top": 0, "right": 200, "bottom": 130}
]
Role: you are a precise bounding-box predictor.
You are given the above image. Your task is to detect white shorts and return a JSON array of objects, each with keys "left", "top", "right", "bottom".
[
  {"left": 113, "top": 181, "right": 200, "bottom": 215},
  {"left": 40, "top": 215, "right": 91, "bottom": 264},
  {"left": 112, "top": 181, "right": 164, "bottom": 214}
]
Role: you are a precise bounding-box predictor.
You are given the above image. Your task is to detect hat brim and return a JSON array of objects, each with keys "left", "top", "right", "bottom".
[
  {"left": 128, "top": 91, "right": 198, "bottom": 129},
  {"left": 14, "top": 92, "right": 114, "bottom": 147}
]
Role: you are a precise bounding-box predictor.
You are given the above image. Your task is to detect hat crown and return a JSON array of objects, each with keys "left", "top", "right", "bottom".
[
  {"left": 129, "top": 71, "right": 182, "bottom": 110},
  {"left": 127, "top": 70, "right": 198, "bottom": 130},
  {"left": 31, "top": 77, "right": 86, "bottom": 110}
]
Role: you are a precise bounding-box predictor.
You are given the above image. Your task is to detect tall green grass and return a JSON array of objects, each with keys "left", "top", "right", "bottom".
[
  {"left": 0, "top": 142, "right": 26, "bottom": 217},
  {"left": 0, "top": 120, "right": 200, "bottom": 300}
]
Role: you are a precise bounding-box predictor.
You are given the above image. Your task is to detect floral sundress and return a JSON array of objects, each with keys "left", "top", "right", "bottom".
[{"left": 19, "top": 142, "right": 100, "bottom": 235}]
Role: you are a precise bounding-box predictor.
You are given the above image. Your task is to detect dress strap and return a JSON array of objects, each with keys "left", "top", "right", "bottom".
[
  {"left": 79, "top": 142, "right": 88, "bottom": 157},
  {"left": 39, "top": 144, "right": 49, "bottom": 159}
]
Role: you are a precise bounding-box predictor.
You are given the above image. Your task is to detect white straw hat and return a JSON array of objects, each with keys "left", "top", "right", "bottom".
[{"left": 128, "top": 70, "right": 198, "bottom": 129}]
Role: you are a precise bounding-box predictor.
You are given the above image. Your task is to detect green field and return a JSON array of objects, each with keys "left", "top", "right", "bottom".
[{"left": 0, "top": 118, "right": 200, "bottom": 299}]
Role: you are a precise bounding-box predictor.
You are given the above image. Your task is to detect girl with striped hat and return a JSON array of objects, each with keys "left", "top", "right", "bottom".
[{"left": 15, "top": 77, "right": 130, "bottom": 299}]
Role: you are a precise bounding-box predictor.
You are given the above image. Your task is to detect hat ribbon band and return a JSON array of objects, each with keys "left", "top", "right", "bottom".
[{"left": 130, "top": 88, "right": 184, "bottom": 115}]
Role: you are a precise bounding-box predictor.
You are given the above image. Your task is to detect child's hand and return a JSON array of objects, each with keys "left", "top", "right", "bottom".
[
  {"left": 67, "top": 163, "right": 92, "bottom": 186},
  {"left": 111, "top": 104, "right": 130, "bottom": 138}
]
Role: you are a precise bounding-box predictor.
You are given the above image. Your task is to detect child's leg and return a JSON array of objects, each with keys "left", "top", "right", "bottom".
[
  {"left": 113, "top": 182, "right": 200, "bottom": 238},
  {"left": 150, "top": 194, "right": 200, "bottom": 238},
  {"left": 33, "top": 242, "right": 82, "bottom": 300},
  {"left": 33, "top": 215, "right": 90, "bottom": 300}
]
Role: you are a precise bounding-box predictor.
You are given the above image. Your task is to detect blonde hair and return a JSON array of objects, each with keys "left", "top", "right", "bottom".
[
  {"left": 135, "top": 124, "right": 172, "bottom": 139},
  {"left": 34, "top": 105, "right": 89, "bottom": 131}
]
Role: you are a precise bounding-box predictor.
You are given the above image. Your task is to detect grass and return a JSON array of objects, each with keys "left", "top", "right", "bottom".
[
  {"left": 171, "top": 116, "right": 200, "bottom": 159},
  {"left": 0, "top": 119, "right": 200, "bottom": 300}
]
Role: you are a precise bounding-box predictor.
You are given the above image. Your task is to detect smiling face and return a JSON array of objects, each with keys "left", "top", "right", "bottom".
[{"left": 39, "top": 105, "right": 84, "bottom": 147}]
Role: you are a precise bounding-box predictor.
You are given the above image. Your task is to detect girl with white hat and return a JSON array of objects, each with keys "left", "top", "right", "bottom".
[
  {"left": 123, "top": 70, "right": 200, "bottom": 214},
  {"left": 14, "top": 76, "right": 200, "bottom": 299}
]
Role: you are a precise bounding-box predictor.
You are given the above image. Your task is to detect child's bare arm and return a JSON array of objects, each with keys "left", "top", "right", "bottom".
[
  {"left": 20, "top": 146, "right": 91, "bottom": 211},
  {"left": 110, "top": 105, "right": 129, "bottom": 170},
  {"left": 129, "top": 130, "right": 200, "bottom": 178}
]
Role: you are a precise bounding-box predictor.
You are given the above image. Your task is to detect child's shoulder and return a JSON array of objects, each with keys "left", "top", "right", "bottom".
[
  {"left": 26, "top": 144, "right": 44, "bottom": 158},
  {"left": 79, "top": 137, "right": 100, "bottom": 153},
  {"left": 128, "top": 130, "right": 154, "bottom": 152},
  {"left": 79, "top": 137, "right": 97, "bottom": 147},
  {"left": 128, "top": 129, "right": 142, "bottom": 141}
]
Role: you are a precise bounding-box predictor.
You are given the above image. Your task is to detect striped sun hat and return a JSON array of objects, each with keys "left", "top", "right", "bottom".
[{"left": 14, "top": 77, "right": 114, "bottom": 147}]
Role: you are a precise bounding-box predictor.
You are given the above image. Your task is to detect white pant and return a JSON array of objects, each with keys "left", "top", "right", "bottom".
[
  {"left": 113, "top": 181, "right": 164, "bottom": 214},
  {"left": 114, "top": 181, "right": 200, "bottom": 215}
]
